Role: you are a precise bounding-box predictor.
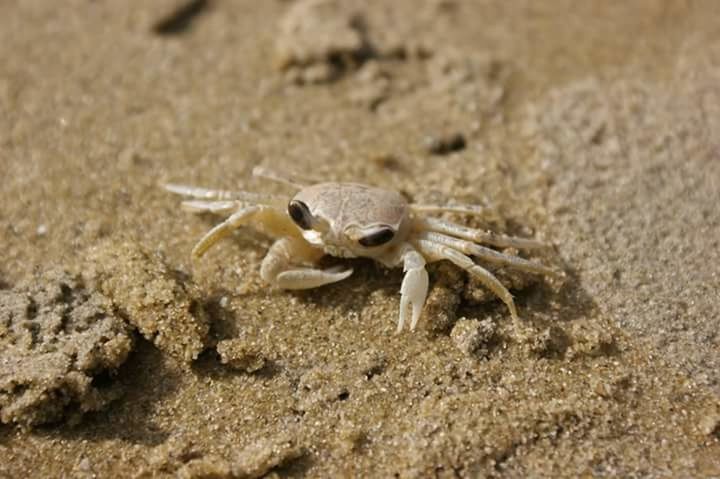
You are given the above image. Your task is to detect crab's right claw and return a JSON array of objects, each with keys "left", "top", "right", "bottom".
[
  {"left": 275, "top": 265, "right": 353, "bottom": 290},
  {"left": 398, "top": 265, "right": 429, "bottom": 333}
]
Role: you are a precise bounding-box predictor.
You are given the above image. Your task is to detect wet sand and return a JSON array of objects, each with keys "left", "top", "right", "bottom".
[{"left": 1, "top": 1, "right": 719, "bottom": 477}]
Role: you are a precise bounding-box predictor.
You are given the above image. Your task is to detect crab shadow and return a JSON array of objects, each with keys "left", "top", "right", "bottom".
[
  {"left": 190, "top": 293, "right": 285, "bottom": 380},
  {"left": 191, "top": 347, "right": 283, "bottom": 382},
  {"left": 516, "top": 262, "right": 598, "bottom": 326},
  {"left": 277, "top": 255, "right": 600, "bottom": 343},
  {"left": 442, "top": 261, "right": 607, "bottom": 364},
  {"left": 0, "top": 423, "right": 11, "bottom": 446},
  {"left": 508, "top": 260, "right": 613, "bottom": 359},
  {"left": 187, "top": 214, "right": 396, "bottom": 320},
  {"left": 293, "top": 257, "right": 402, "bottom": 317},
  {"left": 185, "top": 219, "right": 600, "bottom": 346},
  {"left": 201, "top": 291, "right": 243, "bottom": 340},
  {"left": 36, "top": 340, "right": 181, "bottom": 447}
]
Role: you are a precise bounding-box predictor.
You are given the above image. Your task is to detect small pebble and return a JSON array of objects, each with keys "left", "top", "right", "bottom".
[{"left": 424, "top": 133, "right": 466, "bottom": 155}]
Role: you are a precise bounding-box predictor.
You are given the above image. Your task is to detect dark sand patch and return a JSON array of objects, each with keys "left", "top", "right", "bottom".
[{"left": 275, "top": 0, "right": 433, "bottom": 85}]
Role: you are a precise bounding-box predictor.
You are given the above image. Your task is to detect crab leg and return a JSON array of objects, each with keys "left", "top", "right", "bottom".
[
  {"left": 192, "top": 206, "right": 262, "bottom": 258},
  {"left": 416, "top": 231, "right": 559, "bottom": 278},
  {"left": 413, "top": 238, "right": 518, "bottom": 321},
  {"left": 180, "top": 200, "right": 242, "bottom": 214},
  {"left": 414, "top": 216, "right": 547, "bottom": 250},
  {"left": 410, "top": 203, "right": 487, "bottom": 216},
  {"left": 164, "top": 183, "right": 241, "bottom": 199},
  {"left": 192, "top": 206, "right": 300, "bottom": 258},
  {"left": 261, "top": 237, "right": 353, "bottom": 289},
  {"left": 164, "top": 183, "right": 287, "bottom": 206}
]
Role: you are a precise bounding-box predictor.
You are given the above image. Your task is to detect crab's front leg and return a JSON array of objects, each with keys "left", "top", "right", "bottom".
[
  {"left": 261, "top": 237, "right": 353, "bottom": 289},
  {"left": 393, "top": 245, "right": 429, "bottom": 333},
  {"left": 191, "top": 205, "right": 300, "bottom": 258}
]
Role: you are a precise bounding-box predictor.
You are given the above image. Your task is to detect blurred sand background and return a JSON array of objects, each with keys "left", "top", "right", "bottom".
[{"left": 1, "top": 0, "right": 719, "bottom": 477}]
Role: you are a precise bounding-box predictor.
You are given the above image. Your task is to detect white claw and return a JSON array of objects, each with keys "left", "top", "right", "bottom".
[
  {"left": 398, "top": 266, "right": 429, "bottom": 333},
  {"left": 323, "top": 265, "right": 353, "bottom": 275},
  {"left": 276, "top": 266, "right": 353, "bottom": 290}
]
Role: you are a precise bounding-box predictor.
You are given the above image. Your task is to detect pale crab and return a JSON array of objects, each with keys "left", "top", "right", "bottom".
[{"left": 165, "top": 168, "right": 559, "bottom": 332}]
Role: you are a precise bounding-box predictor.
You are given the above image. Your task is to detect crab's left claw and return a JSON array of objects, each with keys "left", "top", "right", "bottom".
[{"left": 398, "top": 249, "right": 429, "bottom": 333}]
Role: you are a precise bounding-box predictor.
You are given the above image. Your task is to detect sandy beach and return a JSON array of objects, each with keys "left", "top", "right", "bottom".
[{"left": 1, "top": 1, "right": 719, "bottom": 477}]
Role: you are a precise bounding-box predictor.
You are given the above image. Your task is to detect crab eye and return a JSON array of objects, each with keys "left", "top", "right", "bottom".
[
  {"left": 288, "top": 200, "right": 313, "bottom": 230},
  {"left": 358, "top": 226, "right": 395, "bottom": 247}
]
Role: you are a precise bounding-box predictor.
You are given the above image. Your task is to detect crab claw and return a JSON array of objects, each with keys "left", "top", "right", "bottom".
[
  {"left": 276, "top": 265, "right": 353, "bottom": 290},
  {"left": 398, "top": 260, "right": 429, "bottom": 333}
]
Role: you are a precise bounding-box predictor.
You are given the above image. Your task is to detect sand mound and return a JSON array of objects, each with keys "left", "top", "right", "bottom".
[{"left": 0, "top": 269, "right": 133, "bottom": 427}]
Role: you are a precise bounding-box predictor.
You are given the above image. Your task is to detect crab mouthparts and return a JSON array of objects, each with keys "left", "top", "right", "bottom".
[{"left": 301, "top": 229, "right": 325, "bottom": 247}]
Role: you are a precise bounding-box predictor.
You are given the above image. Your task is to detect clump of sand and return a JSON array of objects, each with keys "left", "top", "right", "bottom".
[
  {"left": 275, "top": 0, "right": 373, "bottom": 84},
  {"left": 0, "top": 269, "right": 133, "bottom": 427},
  {"left": 0, "top": 240, "right": 215, "bottom": 427},
  {"left": 85, "top": 240, "right": 210, "bottom": 364},
  {"left": 141, "top": 432, "right": 307, "bottom": 479},
  {"left": 275, "top": 0, "right": 432, "bottom": 85}
]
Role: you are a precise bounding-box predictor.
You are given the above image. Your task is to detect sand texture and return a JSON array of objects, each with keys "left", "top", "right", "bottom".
[
  {"left": 1, "top": 0, "right": 719, "bottom": 477},
  {"left": 0, "top": 269, "right": 133, "bottom": 427}
]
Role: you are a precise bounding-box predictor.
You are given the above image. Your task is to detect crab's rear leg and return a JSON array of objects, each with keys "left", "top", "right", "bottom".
[
  {"left": 261, "top": 237, "right": 353, "bottom": 289},
  {"left": 416, "top": 231, "right": 560, "bottom": 278},
  {"left": 414, "top": 216, "right": 547, "bottom": 250},
  {"left": 413, "top": 238, "right": 518, "bottom": 322},
  {"left": 410, "top": 203, "right": 488, "bottom": 216}
]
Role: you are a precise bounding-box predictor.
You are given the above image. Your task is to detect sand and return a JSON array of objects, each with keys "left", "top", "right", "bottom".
[{"left": 1, "top": 0, "right": 719, "bottom": 477}]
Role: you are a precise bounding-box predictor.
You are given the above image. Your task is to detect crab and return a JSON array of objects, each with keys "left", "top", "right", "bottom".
[{"left": 165, "top": 168, "right": 559, "bottom": 332}]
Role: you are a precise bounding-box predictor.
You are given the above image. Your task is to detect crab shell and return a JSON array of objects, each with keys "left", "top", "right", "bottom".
[{"left": 291, "top": 182, "right": 411, "bottom": 259}]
